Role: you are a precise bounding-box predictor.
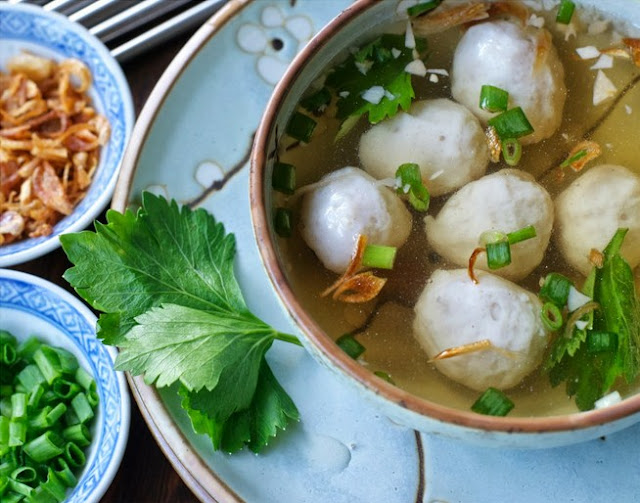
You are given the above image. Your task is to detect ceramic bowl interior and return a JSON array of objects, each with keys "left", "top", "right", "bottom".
[
  {"left": 251, "top": 0, "right": 640, "bottom": 448},
  {"left": 0, "top": 269, "right": 130, "bottom": 503},
  {"left": 0, "top": 3, "right": 134, "bottom": 267}
]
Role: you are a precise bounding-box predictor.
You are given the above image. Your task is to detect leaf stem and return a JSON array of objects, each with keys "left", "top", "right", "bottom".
[{"left": 275, "top": 333, "right": 303, "bottom": 346}]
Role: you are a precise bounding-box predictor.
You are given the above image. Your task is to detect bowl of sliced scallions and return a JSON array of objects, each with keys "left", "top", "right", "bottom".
[{"left": 0, "top": 269, "right": 129, "bottom": 503}]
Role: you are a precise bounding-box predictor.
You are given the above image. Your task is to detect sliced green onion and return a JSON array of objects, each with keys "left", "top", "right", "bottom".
[
  {"left": 74, "top": 367, "right": 95, "bottom": 392},
  {"left": 272, "top": 162, "right": 296, "bottom": 195},
  {"left": 539, "top": 272, "right": 573, "bottom": 308},
  {"left": 18, "top": 337, "right": 41, "bottom": 361},
  {"left": 471, "top": 387, "right": 514, "bottom": 416},
  {"left": 373, "top": 370, "right": 396, "bottom": 385},
  {"left": 33, "top": 348, "right": 61, "bottom": 385},
  {"left": 63, "top": 442, "right": 85, "bottom": 468},
  {"left": 274, "top": 207, "right": 292, "bottom": 238},
  {"left": 556, "top": 0, "right": 576, "bottom": 24},
  {"left": 560, "top": 148, "right": 587, "bottom": 168},
  {"left": 9, "top": 420, "right": 27, "bottom": 447},
  {"left": 507, "top": 225, "right": 537, "bottom": 245},
  {"left": 41, "top": 468, "right": 67, "bottom": 502},
  {"left": 27, "top": 385, "right": 44, "bottom": 411},
  {"left": 407, "top": 0, "right": 443, "bottom": 17},
  {"left": 10, "top": 466, "right": 36, "bottom": 484},
  {"left": 16, "top": 366, "right": 46, "bottom": 392},
  {"left": 1, "top": 385, "right": 12, "bottom": 398},
  {"left": 541, "top": 302, "right": 563, "bottom": 331},
  {"left": 395, "top": 163, "right": 430, "bottom": 211},
  {"left": 62, "top": 424, "right": 91, "bottom": 448},
  {"left": 86, "top": 388, "right": 99, "bottom": 408},
  {"left": 501, "top": 137, "right": 522, "bottom": 166},
  {"left": 1, "top": 343, "right": 17, "bottom": 366},
  {"left": 48, "top": 347, "right": 78, "bottom": 376},
  {"left": 479, "top": 230, "right": 507, "bottom": 246},
  {"left": 11, "top": 394, "right": 27, "bottom": 420},
  {"left": 23, "top": 431, "right": 64, "bottom": 463},
  {"left": 362, "top": 244, "right": 397, "bottom": 270},
  {"left": 300, "top": 88, "right": 332, "bottom": 115},
  {"left": 1, "top": 397, "right": 12, "bottom": 417},
  {"left": 336, "top": 334, "right": 366, "bottom": 360},
  {"left": 2, "top": 491, "right": 26, "bottom": 503},
  {"left": 45, "top": 403, "right": 67, "bottom": 427},
  {"left": 8, "top": 478, "right": 33, "bottom": 497},
  {"left": 485, "top": 241, "right": 511, "bottom": 269},
  {"left": 286, "top": 112, "right": 316, "bottom": 143},
  {"left": 479, "top": 85, "right": 509, "bottom": 113},
  {"left": 0, "top": 416, "right": 9, "bottom": 451},
  {"left": 586, "top": 331, "right": 618, "bottom": 354},
  {"left": 70, "top": 393, "right": 94, "bottom": 424},
  {"left": 28, "top": 407, "right": 51, "bottom": 431},
  {"left": 51, "top": 379, "right": 80, "bottom": 401},
  {"left": 487, "top": 107, "right": 534, "bottom": 139},
  {"left": 52, "top": 458, "right": 76, "bottom": 488}
]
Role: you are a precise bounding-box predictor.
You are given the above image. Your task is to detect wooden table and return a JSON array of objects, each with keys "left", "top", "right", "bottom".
[{"left": 13, "top": 33, "right": 202, "bottom": 503}]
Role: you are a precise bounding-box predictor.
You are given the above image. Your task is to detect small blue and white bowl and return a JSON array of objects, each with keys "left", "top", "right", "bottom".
[
  {"left": 0, "top": 3, "right": 134, "bottom": 267},
  {"left": 0, "top": 268, "right": 130, "bottom": 503}
]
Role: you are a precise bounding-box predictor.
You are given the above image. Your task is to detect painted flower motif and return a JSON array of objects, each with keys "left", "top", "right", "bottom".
[{"left": 236, "top": 4, "right": 314, "bottom": 85}]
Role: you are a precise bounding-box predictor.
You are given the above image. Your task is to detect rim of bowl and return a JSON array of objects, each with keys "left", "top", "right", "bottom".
[
  {"left": 250, "top": 0, "right": 640, "bottom": 435},
  {"left": 0, "top": 3, "right": 134, "bottom": 268},
  {"left": 0, "top": 268, "right": 130, "bottom": 503}
]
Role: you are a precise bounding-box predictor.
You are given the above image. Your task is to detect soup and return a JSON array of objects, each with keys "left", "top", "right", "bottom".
[{"left": 271, "top": 1, "right": 640, "bottom": 417}]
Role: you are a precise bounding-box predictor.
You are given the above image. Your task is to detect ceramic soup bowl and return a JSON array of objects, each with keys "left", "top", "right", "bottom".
[{"left": 250, "top": 0, "right": 640, "bottom": 448}]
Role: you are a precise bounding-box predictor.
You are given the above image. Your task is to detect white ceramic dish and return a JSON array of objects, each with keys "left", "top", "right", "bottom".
[
  {"left": 110, "top": 1, "right": 640, "bottom": 501},
  {"left": 0, "top": 268, "right": 130, "bottom": 503},
  {"left": 0, "top": 3, "right": 134, "bottom": 267}
]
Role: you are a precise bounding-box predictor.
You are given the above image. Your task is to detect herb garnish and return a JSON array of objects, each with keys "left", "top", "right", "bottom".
[
  {"left": 60, "top": 193, "right": 300, "bottom": 453},
  {"left": 325, "top": 33, "right": 427, "bottom": 125},
  {"left": 546, "top": 228, "right": 640, "bottom": 410}
]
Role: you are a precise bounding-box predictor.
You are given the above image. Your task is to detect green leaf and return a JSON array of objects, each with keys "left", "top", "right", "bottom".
[
  {"left": 61, "top": 193, "right": 300, "bottom": 452},
  {"left": 326, "top": 34, "right": 427, "bottom": 125}
]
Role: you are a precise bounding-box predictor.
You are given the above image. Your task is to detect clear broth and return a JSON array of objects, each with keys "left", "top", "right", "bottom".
[{"left": 275, "top": 6, "right": 640, "bottom": 416}]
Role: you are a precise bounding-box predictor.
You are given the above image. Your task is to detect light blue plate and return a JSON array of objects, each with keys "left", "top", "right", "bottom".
[
  {"left": 113, "top": 1, "right": 640, "bottom": 501},
  {"left": 0, "top": 269, "right": 130, "bottom": 503},
  {"left": 0, "top": 3, "right": 134, "bottom": 267}
]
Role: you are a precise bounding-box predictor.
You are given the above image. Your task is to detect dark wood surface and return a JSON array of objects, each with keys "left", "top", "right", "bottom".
[{"left": 13, "top": 33, "right": 202, "bottom": 503}]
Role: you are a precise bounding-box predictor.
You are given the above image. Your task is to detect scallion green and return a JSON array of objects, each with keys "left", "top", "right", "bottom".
[
  {"left": 507, "top": 225, "right": 537, "bottom": 245},
  {"left": 23, "top": 431, "right": 64, "bottom": 463},
  {"left": 11, "top": 394, "right": 27, "bottom": 420},
  {"left": 539, "top": 273, "right": 573, "bottom": 308},
  {"left": 471, "top": 387, "right": 514, "bottom": 416},
  {"left": 300, "top": 88, "right": 332, "bottom": 115},
  {"left": 362, "top": 244, "right": 397, "bottom": 270},
  {"left": 501, "top": 137, "right": 522, "bottom": 166},
  {"left": 274, "top": 207, "right": 293, "bottom": 238},
  {"left": 272, "top": 162, "right": 296, "bottom": 195},
  {"left": 407, "top": 0, "right": 443, "bottom": 17},
  {"left": 336, "top": 334, "right": 366, "bottom": 360},
  {"left": 2, "top": 343, "right": 17, "bottom": 366},
  {"left": 556, "top": 0, "right": 576, "bottom": 24},
  {"left": 286, "top": 111, "right": 316, "bottom": 143},
  {"left": 586, "top": 331, "right": 618, "bottom": 354},
  {"left": 374, "top": 370, "right": 396, "bottom": 385},
  {"left": 485, "top": 241, "right": 511, "bottom": 269},
  {"left": 63, "top": 442, "right": 85, "bottom": 468},
  {"left": 70, "top": 394, "right": 93, "bottom": 424},
  {"left": 487, "top": 107, "right": 534, "bottom": 139},
  {"left": 395, "top": 163, "right": 430, "bottom": 211},
  {"left": 479, "top": 85, "right": 509, "bottom": 113},
  {"left": 41, "top": 469, "right": 67, "bottom": 502},
  {"left": 541, "top": 302, "right": 563, "bottom": 331},
  {"left": 560, "top": 148, "right": 587, "bottom": 168}
]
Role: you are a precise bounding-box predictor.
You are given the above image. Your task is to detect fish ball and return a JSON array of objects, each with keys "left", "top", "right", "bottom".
[
  {"left": 300, "top": 167, "right": 412, "bottom": 274},
  {"left": 413, "top": 269, "right": 548, "bottom": 391},
  {"left": 425, "top": 169, "right": 554, "bottom": 281},
  {"left": 358, "top": 98, "right": 489, "bottom": 196},
  {"left": 555, "top": 164, "right": 640, "bottom": 276},
  {"left": 451, "top": 20, "right": 566, "bottom": 145}
]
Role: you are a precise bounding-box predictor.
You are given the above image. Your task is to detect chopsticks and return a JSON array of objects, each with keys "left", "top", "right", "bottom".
[{"left": 6, "top": 0, "right": 227, "bottom": 62}]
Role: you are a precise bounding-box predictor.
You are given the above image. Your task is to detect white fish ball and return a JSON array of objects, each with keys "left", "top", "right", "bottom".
[
  {"left": 425, "top": 170, "right": 554, "bottom": 281},
  {"left": 358, "top": 99, "right": 489, "bottom": 196},
  {"left": 555, "top": 164, "right": 640, "bottom": 276},
  {"left": 413, "top": 269, "right": 548, "bottom": 391},
  {"left": 451, "top": 20, "right": 566, "bottom": 145},
  {"left": 300, "top": 167, "right": 412, "bottom": 274}
]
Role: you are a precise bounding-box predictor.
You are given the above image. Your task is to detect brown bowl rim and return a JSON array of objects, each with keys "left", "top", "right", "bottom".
[{"left": 250, "top": 0, "right": 640, "bottom": 436}]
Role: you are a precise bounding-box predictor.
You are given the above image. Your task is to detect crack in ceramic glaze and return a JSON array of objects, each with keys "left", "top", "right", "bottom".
[
  {"left": 414, "top": 430, "right": 426, "bottom": 503},
  {"left": 186, "top": 132, "right": 255, "bottom": 209}
]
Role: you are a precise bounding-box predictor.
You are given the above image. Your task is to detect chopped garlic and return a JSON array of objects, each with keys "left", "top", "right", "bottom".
[
  {"left": 576, "top": 46, "right": 601, "bottom": 59},
  {"left": 567, "top": 286, "right": 592, "bottom": 313},
  {"left": 594, "top": 391, "right": 622, "bottom": 410},
  {"left": 361, "top": 86, "right": 385, "bottom": 105},
  {"left": 405, "top": 59, "right": 427, "bottom": 77},
  {"left": 429, "top": 73, "right": 439, "bottom": 83},
  {"left": 391, "top": 48, "right": 402, "bottom": 59},
  {"left": 405, "top": 20, "right": 416, "bottom": 49},
  {"left": 626, "top": 104, "right": 633, "bottom": 114},
  {"left": 574, "top": 320, "right": 589, "bottom": 331},
  {"left": 593, "top": 70, "right": 617, "bottom": 105},
  {"left": 590, "top": 54, "right": 614, "bottom": 70},
  {"left": 355, "top": 60, "right": 373, "bottom": 75},
  {"left": 426, "top": 68, "right": 449, "bottom": 76},
  {"left": 338, "top": 91, "right": 350, "bottom": 98},
  {"left": 527, "top": 14, "right": 545, "bottom": 28}
]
